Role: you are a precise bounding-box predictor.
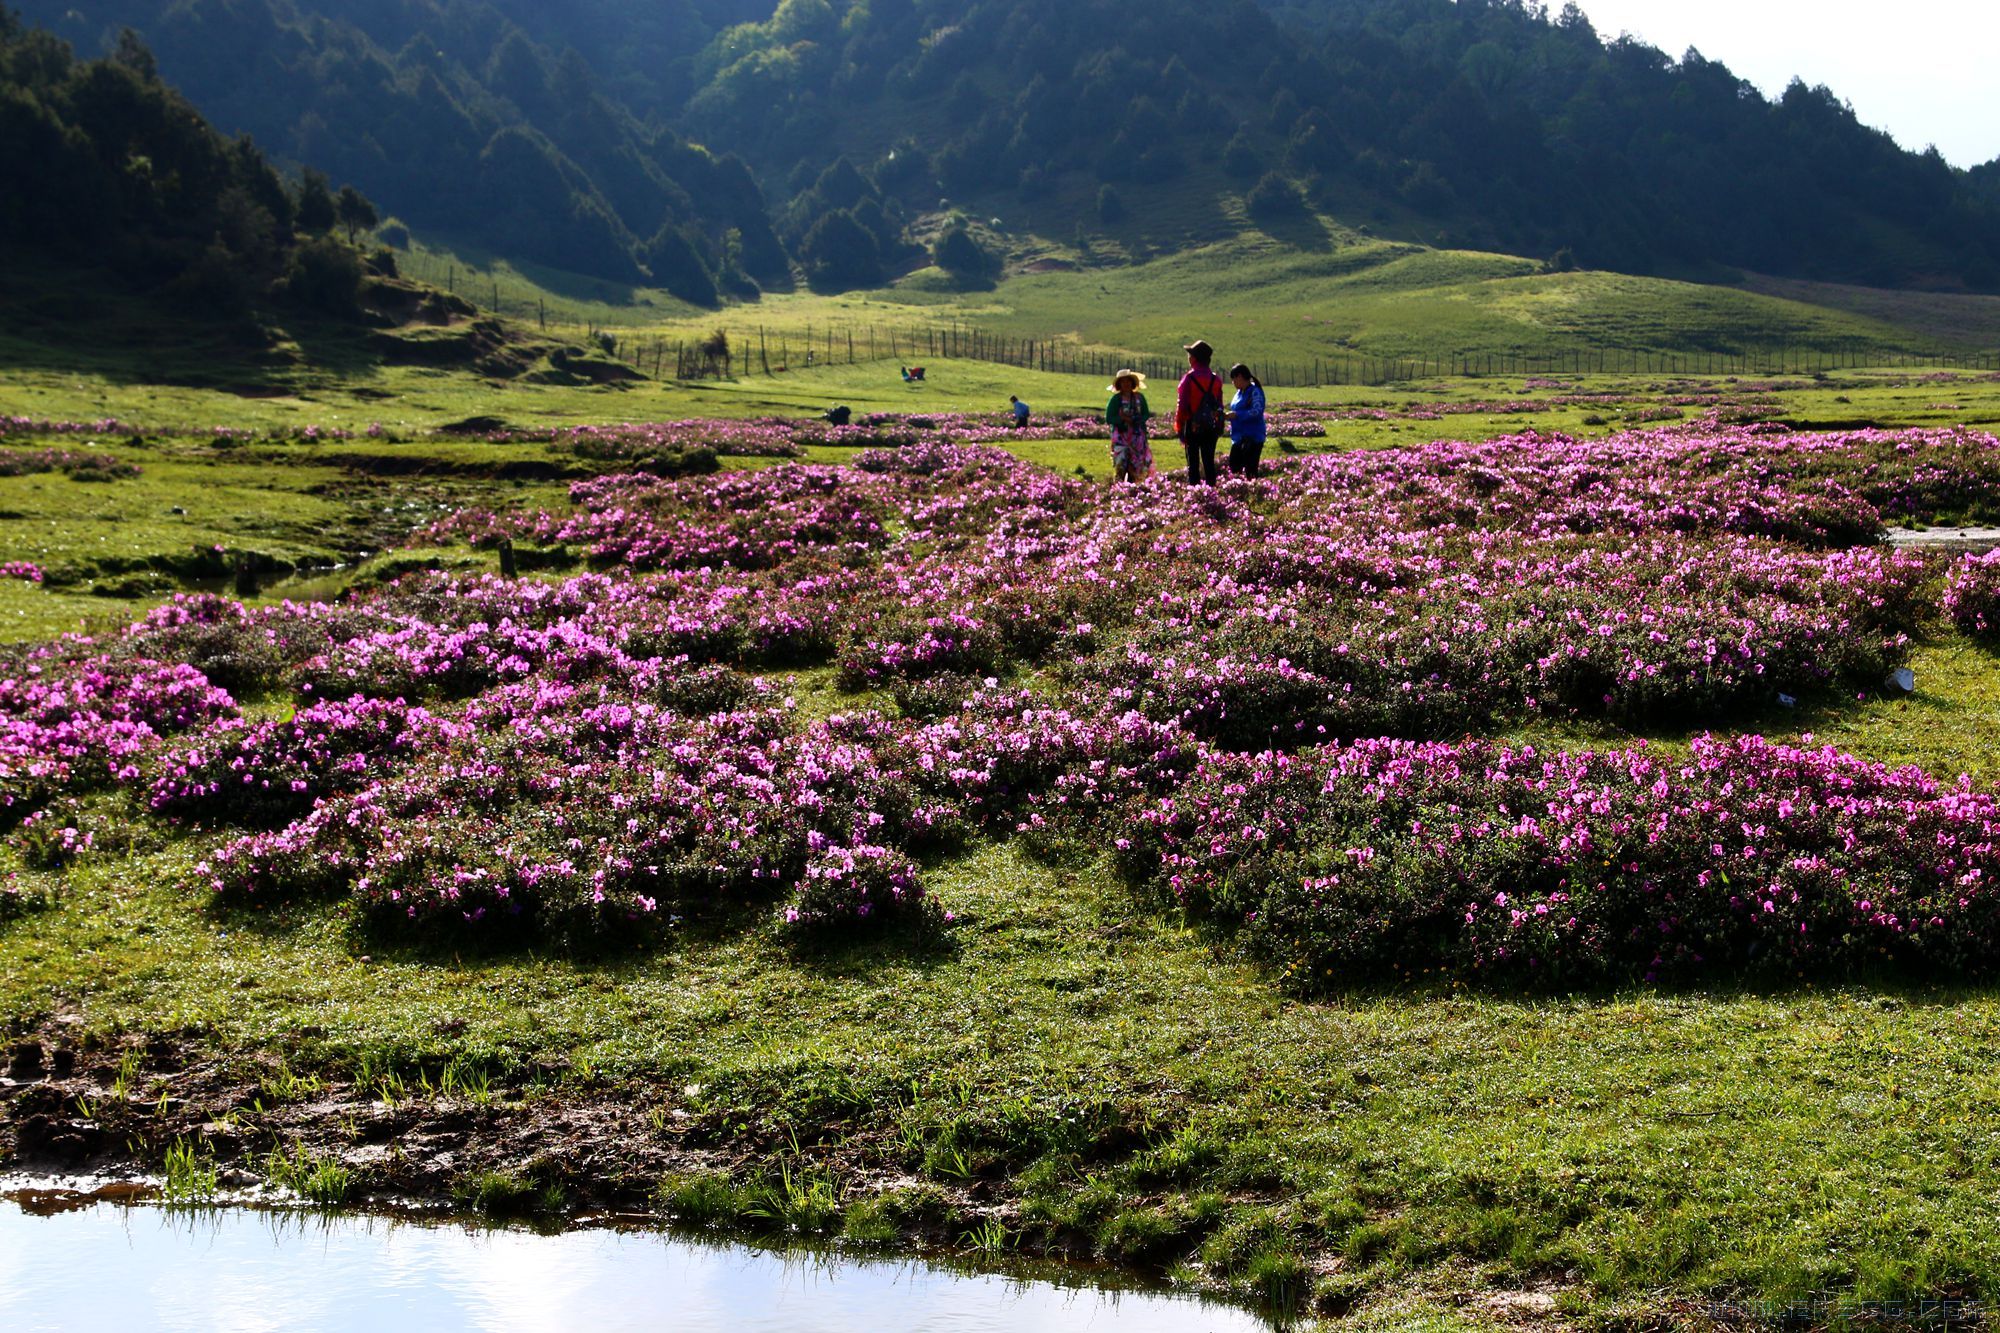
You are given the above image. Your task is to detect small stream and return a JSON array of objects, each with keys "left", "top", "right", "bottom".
[{"left": 0, "top": 1185, "right": 1272, "bottom": 1332}]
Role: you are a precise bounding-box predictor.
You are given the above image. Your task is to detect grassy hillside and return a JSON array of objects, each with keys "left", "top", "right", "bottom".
[
  {"left": 390, "top": 235, "right": 710, "bottom": 331},
  {"left": 533, "top": 226, "right": 1994, "bottom": 378},
  {"left": 1743, "top": 275, "right": 2000, "bottom": 349},
  {"left": 11, "top": 353, "right": 2000, "bottom": 448},
  {"left": 129, "top": 215, "right": 1992, "bottom": 403}
]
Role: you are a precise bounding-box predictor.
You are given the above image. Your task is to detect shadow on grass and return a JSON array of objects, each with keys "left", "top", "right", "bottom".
[
  {"left": 1252, "top": 211, "right": 1341, "bottom": 253},
  {"left": 205, "top": 886, "right": 958, "bottom": 980},
  {"left": 780, "top": 910, "right": 962, "bottom": 977},
  {"left": 417, "top": 236, "right": 641, "bottom": 309},
  {"left": 0, "top": 257, "right": 385, "bottom": 396},
  {"left": 1303, "top": 969, "right": 2000, "bottom": 1010}
]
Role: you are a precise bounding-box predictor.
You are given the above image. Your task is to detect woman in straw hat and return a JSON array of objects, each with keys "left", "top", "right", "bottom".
[{"left": 1103, "top": 368, "right": 1154, "bottom": 484}]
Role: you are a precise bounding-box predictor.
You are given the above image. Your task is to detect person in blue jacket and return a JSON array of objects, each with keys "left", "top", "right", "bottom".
[{"left": 1225, "top": 363, "right": 1267, "bottom": 478}]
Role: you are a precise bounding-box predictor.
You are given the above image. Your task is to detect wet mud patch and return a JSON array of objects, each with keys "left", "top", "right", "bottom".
[{"left": 0, "top": 1031, "right": 990, "bottom": 1239}]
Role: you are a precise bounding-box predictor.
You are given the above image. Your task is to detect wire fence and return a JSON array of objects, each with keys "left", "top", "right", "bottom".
[
  {"left": 609, "top": 326, "right": 2000, "bottom": 389},
  {"left": 392, "top": 252, "right": 2000, "bottom": 388}
]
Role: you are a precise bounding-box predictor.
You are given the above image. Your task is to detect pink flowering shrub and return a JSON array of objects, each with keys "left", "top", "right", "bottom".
[
  {"left": 199, "top": 702, "right": 847, "bottom": 939},
  {"left": 1070, "top": 537, "right": 1923, "bottom": 745},
  {"left": 1133, "top": 735, "right": 2000, "bottom": 987},
  {"left": 124, "top": 594, "right": 392, "bottom": 694},
  {"left": 837, "top": 611, "right": 1007, "bottom": 688},
  {"left": 1943, "top": 549, "right": 2000, "bottom": 639},
  {"left": 9, "top": 807, "right": 94, "bottom": 870},
  {"left": 0, "top": 447, "right": 141, "bottom": 481},
  {"left": 150, "top": 695, "right": 451, "bottom": 827},
  {"left": 0, "top": 872, "right": 53, "bottom": 919},
  {"left": 0, "top": 654, "right": 236, "bottom": 816},
  {"left": 786, "top": 839, "right": 930, "bottom": 928},
  {"left": 0, "top": 416, "right": 137, "bottom": 437}
]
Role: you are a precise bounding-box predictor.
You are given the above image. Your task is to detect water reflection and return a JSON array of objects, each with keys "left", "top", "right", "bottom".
[{"left": 0, "top": 1195, "right": 1270, "bottom": 1332}]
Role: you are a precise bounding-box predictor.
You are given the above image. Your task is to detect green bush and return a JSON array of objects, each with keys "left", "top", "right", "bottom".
[
  {"left": 1246, "top": 172, "right": 1309, "bottom": 223},
  {"left": 284, "top": 236, "right": 365, "bottom": 315},
  {"left": 931, "top": 223, "right": 1001, "bottom": 285}
]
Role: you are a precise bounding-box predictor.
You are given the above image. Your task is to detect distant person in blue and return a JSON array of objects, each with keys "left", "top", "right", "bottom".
[
  {"left": 1008, "top": 394, "right": 1030, "bottom": 428},
  {"left": 1225, "top": 362, "right": 1266, "bottom": 478}
]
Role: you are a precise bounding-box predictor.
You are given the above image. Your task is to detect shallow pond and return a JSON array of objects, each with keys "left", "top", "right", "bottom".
[{"left": 0, "top": 1189, "right": 1270, "bottom": 1332}]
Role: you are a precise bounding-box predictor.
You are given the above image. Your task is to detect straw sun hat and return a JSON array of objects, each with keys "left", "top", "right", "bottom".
[{"left": 1107, "top": 368, "right": 1146, "bottom": 392}]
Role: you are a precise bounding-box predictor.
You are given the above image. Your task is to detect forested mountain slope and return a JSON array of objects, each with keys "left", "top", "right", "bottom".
[
  {"left": 0, "top": 9, "right": 376, "bottom": 318},
  {"left": 13, "top": 0, "right": 787, "bottom": 298},
  {"left": 20, "top": 0, "right": 2000, "bottom": 298}
]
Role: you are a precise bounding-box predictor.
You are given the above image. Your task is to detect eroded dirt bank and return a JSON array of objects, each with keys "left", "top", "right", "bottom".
[{"left": 0, "top": 1026, "right": 1321, "bottom": 1321}]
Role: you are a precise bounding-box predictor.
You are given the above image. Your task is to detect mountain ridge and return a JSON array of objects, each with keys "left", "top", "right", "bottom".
[{"left": 16, "top": 0, "right": 2000, "bottom": 300}]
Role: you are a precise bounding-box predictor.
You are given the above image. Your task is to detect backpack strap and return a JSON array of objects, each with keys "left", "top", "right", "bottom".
[{"left": 1187, "top": 368, "right": 1218, "bottom": 408}]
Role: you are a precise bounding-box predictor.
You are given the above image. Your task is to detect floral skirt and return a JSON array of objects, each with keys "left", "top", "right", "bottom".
[{"left": 1111, "top": 428, "right": 1153, "bottom": 476}]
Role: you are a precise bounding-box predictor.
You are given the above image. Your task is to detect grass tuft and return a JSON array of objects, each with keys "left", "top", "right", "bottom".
[{"left": 161, "top": 1136, "right": 219, "bottom": 1204}]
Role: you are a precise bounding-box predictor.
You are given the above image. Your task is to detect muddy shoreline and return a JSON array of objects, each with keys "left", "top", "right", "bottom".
[
  {"left": 2, "top": 1028, "right": 923, "bottom": 1222},
  {"left": 0, "top": 1027, "right": 1302, "bottom": 1318}
]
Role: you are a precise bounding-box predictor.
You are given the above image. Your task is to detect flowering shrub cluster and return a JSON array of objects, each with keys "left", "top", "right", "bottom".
[
  {"left": 1943, "top": 549, "right": 2000, "bottom": 639},
  {"left": 3, "top": 420, "right": 1999, "bottom": 980},
  {"left": 1129, "top": 735, "right": 2000, "bottom": 986},
  {"left": 551, "top": 420, "right": 803, "bottom": 459},
  {"left": 0, "top": 448, "right": 140, "bottom": 480},
  {"left": 10, "top": 806, "right": 95, "bottom": 869},
  {"left": 180, "top": 680, "right": 1188, "bottom": 941},
  {"left": 0, "top": 653, "right": 237, "bottom": 815},
  {"left": 0, "top": 562, "right": 43, "bottom": 583},
  {"left": 0, "top": 416, "right": 136, "bottom": 437},
  {"left": 498, "top": 411, "right": 1135, "bottom": 462},
  {"left": 150, "top": 696, "right": 452, "bottom": 827},
  {"left": 428, "top": 424, "right": 2000, "bottom": 569}
]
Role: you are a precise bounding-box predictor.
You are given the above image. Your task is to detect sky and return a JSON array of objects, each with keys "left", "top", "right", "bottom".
[{"left": 1575, "top": 0, "right": 2000, "bottom": 168}]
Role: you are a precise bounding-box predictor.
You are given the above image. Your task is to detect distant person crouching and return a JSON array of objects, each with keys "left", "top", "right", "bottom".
[{"left": 1009, "top": 394, "right": 1031, "bottom": 428}]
